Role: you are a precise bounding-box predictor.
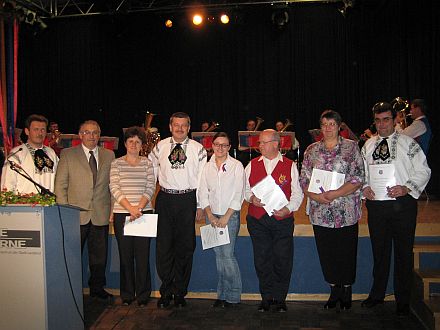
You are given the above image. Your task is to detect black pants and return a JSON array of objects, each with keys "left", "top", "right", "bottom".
[
  {"left": 155, "top": 190, "right": 197, "bottom": 297},
  {"left": 313, "top": 223, "right": 358, "bottom": 285},
  {"left": 366, "top": 195, "right": 417, "bottom": 305},
  {"left": 80, "top": 221, "right": 109, "bottom": 293},
  {"left": 113, "top": 212, "right": 152, "bottom": 301},
  {"left": 246, "top": 214, "right": 294, "bottom": 302}
]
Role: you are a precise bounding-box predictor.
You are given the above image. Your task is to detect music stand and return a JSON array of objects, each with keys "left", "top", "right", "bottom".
[
  {"left": 59, "top": 134, "right": 81, "bottom": 148},
  {"left": 191, "top": 132, "right": 216, "bottom": 150},
  {"left": 279, "top": 132, "right": 296, "bottom": 149},
  {"left": 59, "top": 134, "right": 119, "bottom": 150}
]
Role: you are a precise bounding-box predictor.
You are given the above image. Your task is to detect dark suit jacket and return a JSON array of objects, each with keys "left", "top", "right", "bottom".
[{"left": 55, "top": 145, "right": 115, "bottom": 226}]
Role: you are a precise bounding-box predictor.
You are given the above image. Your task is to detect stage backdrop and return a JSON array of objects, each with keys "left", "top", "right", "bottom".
[{"left": 15, "top": 1, "right": 440, "bottom": 193}]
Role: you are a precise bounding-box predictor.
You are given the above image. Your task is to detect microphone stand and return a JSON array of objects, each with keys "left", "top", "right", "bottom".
[{"left": 8, "top": 161, "right": 56, "bottom": 197}]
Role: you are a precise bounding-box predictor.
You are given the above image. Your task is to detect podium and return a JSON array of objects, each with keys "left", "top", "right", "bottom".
[{"left": 0, "top": 205, "right": 83, "bottom": 330}]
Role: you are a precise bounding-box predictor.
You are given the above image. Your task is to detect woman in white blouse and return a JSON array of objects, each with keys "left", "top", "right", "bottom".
[
  {"left": 199, "top": 132, "right": 245, "bottom": 308},
  {"left": 109, "top": 127, "right": 156, "bottom": 307}
]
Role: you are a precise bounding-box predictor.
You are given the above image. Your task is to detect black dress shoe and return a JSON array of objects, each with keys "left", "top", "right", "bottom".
[
  {"left": 174, "top": 295, "right": 187, "bottom": 308},
  {"left": 157, "top": 295, "right": 172, "bottom": 308},
  {"left": 224, "top": 301, "right": 240, "bottom": 308},
  {"left": 324, "top": 285, "right": 341, "bottom": 309},
  {"left": 340, "top": 285, "right": 352, "bottom": 310},
  {"left": 274, "top": 301, "right": 287, "bottom": 313},
  {"left": 137, "top": 298, "right": 150, "bottom": 307},
  {"left": 212, "top": 299, "right": 225, "bottom": 308},
  {"left": 361, "top": 297, "right": 384, "bottom": 308},
  {"left": 396, "top": 303, "right": 410, "bottom": 317},
  {"left": 257, "top": 300, "right": 271, "bottom": 312},
  {"left": 90, "top": 289, "right": 114, "bottom": 300},
  {"left": 122, "top": 299, "right": 133, "bottom": 306}
]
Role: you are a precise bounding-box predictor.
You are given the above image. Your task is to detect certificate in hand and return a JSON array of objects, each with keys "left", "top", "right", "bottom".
[
  {"left": 308, "top": 168, "right": 345, "bottom": 194},
  {"left": 124, "top": 214, "right": 158, "bottom": 237},
  {"left": 251, "top": 175, "right": 289, "bottom": 215},
  {"left": 368, "top": 163, "right": 396, "bottom": 201},
  {"left": 200, "top": 224, "right": 230, "bottom": 250}
]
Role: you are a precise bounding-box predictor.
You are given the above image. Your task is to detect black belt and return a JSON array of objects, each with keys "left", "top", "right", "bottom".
[{"left": 160, "top": 187, "right": 196, "bottom": 195}]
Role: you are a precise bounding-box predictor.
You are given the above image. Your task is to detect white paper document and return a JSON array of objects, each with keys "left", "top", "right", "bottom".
[
  {"left": 200, "top": 224, "right": 230, "bottom": 250},
  {"left": 368, "top": 163, "right": 397, "bottom": 201},
  {"left": 124, "top": 214, "right": 158, "bottom": 237},
  {"left": 308, "top": 168, "right": 345, "bottom": 194},
  {"left": 251, "top": 175, "right": 289, "bottom": 215}
]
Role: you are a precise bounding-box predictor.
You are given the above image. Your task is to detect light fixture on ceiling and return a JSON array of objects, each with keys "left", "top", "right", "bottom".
[
  {"left": 338, "top": 0, "right": 354, "bottom": 17},
  {"left": 271, "top": 7, "right": 289, "bottom": 31}
]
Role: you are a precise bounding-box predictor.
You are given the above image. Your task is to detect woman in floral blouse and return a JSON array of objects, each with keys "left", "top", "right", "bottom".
[{"left": 299, "top": 110, "right": 364, "bottom": 310}]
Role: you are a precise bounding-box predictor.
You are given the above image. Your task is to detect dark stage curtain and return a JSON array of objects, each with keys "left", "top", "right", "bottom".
[{"left": 17, "top": 1, "right": 440, "bottom": 192}]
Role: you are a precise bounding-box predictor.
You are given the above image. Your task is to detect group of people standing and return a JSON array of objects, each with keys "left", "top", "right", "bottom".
[{"left": 0, "top": 101, "right": 431, "bottom": 317}]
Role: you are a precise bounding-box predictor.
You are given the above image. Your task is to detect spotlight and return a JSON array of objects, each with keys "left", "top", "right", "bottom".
[
  {"left": 165, "top": 19, "right": 173, "bottom": 28},
  {"left": 220, "top": 14, "right": 229, "bottom": 24},
  {"left": 271, "top": 8, "right": 289, "bottom": 31},
  {"left": 25, "top": 9, "right": 36, "bottom": 25},
  {"left": 192, "top": 14, "right": 203, "bottom": 26},
  {"left": 338, "top": 0, "right": 354, "bottom": 17}
]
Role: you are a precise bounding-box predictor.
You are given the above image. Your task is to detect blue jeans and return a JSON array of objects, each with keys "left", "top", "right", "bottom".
[{"left": 207, "top": 211, "right": 242, "bottom": 303}]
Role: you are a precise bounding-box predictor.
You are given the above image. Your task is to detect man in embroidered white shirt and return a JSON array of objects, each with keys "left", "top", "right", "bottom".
[
  {"left": 149, "top": 112, "right": 207, "bottom": 308},
  {"left": 361, "top": 102, "right": 431, "bottom": 317},
  {"left": 1, "top": 114, "right": 58, "bottom": 194}
]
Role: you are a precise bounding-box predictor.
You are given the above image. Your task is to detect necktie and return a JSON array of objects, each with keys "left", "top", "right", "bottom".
[
  {"left": 372, "top": 137, "right": 390, "bottom": 161},
  {"left": 168, "top": 143, "right": 187, "bottom": 168},
  {"left": 89, "top": 150, "right": 98, "bottom": 186},
  {"left": 34, "top": 149, "right": 54, "bottom": 172}
]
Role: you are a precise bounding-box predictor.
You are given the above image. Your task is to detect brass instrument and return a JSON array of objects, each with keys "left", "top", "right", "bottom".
[
  {"left": 141, "top": 111, "right": 160, "bottom": 156},
  {"left": 280, "top": 119, "right": 293, "bottom": 132},
  {"left": 391, "top": 97, "right": 410, "bottom": 129},
  {"left": 254, "top": 117, "right": 264, "bottom": 131},
  {"left": 206, "top": 121, "right": 219, "bottom": 132}
]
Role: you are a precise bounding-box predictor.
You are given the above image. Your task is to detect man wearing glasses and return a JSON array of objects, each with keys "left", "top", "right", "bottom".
[
  {"left": 244, "top": 129, "right": 303, "bottom": 312},
  {"left": 55, "top": 120, "right": 115, "bottom": 302}
]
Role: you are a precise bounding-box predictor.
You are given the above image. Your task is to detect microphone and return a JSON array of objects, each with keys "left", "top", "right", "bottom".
[
  {"left": 7, "top": 147, "right": 23, "bottom": 170},
  {"left": 7, "top": 147, "right": 23, "bottom": 160}
]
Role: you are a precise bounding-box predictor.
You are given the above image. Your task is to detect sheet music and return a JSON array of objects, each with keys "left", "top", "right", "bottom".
[
  {"left": 124, "top": 214, "right": 158, "bottom": 237},
  {"left": 200, "top": 224, "right": 230, "bottom": 250}
]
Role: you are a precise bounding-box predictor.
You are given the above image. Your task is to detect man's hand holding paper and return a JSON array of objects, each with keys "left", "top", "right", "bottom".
[{"left": 251, "top": 175, "right": 289, "bottom": 215}]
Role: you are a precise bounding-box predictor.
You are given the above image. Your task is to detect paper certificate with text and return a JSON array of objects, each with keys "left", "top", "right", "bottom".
[
  {"left": 200, "top": 224, "right": 230, "bottom": 250},
  {"left": 251, "top": 175, "right": 289, "bottom": 215},
  {"left": 308, "top": 168, "right": 345, "bottom": 194},
  {"left": 124, "top": 214, "right": 158, "bottom": 237},
  {"left": 368, "top": 163, "right": 396, "bottom": 201}
]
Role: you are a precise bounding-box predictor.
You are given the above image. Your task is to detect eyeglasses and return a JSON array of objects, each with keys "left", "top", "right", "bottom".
[
  {"left": 212, "top": 143, "right": 230, "bottom": 149},
  {"left": 320, "top": 122, "right": 338, "bottom": 128},
  {"left": 258, "top": 140, "right": 276, "bottom": 145},
  {"left": 80, "top": 130, "right": 100, "bottom": 136}
]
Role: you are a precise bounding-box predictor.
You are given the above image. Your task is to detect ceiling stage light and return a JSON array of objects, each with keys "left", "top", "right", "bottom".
[
  {"left": 165, "top": 19, "right": 173, "bottom": 28},
  {"left": 220, "top": 14, "right": 229, "bottom": 24},
  {"left": 192, "top": 14, "right": 203, "bottom": 26}
]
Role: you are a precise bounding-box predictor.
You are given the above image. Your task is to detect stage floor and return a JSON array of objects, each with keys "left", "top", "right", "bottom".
[{"left": 194, "top": 197, "right": 440, "bottom": 237}]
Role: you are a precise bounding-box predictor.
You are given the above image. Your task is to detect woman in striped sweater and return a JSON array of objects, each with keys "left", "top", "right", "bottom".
[{"left": 110, "top": 126, "right": 156, "bottom": 307}]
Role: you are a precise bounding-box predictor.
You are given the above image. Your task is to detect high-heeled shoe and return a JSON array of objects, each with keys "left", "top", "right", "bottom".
[
  {"left": 340, "top": 285, "right": 352, "bottom": 310},
  {"left": 324, "top": 285, "right": 341, "bottom": 309}
]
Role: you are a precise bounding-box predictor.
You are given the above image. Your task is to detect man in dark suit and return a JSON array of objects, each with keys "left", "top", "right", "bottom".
[{"left": 55, "top": 120, "right": 115, "bottom": 300}]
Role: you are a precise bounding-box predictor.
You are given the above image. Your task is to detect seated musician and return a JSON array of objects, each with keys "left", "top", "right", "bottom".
[
  {"left": 237, "top": 118, "right": 260, "bottom": 166},
  {"left": 275, "top": 120, "right": 299, "bottom": 161},
  {"left": 43, "top": 121, "right": 62, "bottom": 156}
]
